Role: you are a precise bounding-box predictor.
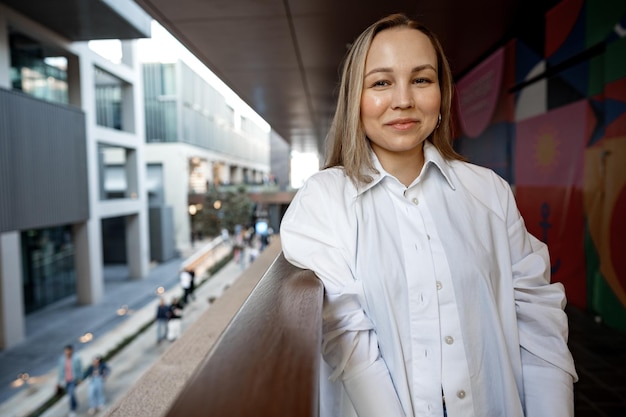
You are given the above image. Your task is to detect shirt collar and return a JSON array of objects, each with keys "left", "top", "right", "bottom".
[{"left": 356, "top": 141, "right": 456, "bottom": 196}]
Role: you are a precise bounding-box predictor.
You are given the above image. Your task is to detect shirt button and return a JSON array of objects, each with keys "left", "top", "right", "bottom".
[
  {"left": 445, "top": 336, "right": 454, "bottom": 345},
  {"left": 412, "top": 197, "right": 419, "bottom": 205},
  {"left": 436, "top": 281, "right": 442, "bottom": 290},
  {"left": 457, "top": 390, "right": 466, "bottom": 399}
]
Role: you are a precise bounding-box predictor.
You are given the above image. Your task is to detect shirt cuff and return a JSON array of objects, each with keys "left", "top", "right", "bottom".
[
  {"left": 342, "top": 357, "right": 406, "bottom": 417},
  {"left": 522, "top": 348, "right": 574, "bottom": 417}
]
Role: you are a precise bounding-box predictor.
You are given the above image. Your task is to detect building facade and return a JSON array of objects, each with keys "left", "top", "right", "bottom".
[
  {"left": 143, "top": 60, "right": 271, "bottom": 252},
  {"left": 0, "top": 1, "right": 151, "bottom": 349}
]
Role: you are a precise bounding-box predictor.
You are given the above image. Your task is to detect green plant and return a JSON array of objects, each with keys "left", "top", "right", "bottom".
[{"left": 196, "top": 186, "right": 254, "bottom": 237}]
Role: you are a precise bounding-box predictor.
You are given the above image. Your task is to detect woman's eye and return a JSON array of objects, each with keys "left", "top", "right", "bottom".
[
  {"left": 413, "top": 78, "right": 431, "bottom": 84},
  {"left": 371, "top": 80, "right": 389, "bottom": 87}
]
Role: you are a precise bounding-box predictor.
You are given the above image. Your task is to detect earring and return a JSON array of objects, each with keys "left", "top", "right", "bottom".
[{"left": 436, "top": 113, "right": 442, "bottom": 129}]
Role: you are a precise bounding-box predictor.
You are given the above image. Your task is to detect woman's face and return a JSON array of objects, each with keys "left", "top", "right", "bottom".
[{"left": 360, "top": 27, "right": 441, "bottom": 163}]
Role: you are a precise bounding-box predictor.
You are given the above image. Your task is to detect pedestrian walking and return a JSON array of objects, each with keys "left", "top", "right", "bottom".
[
  {"left": 179, "top": 269, "right": 192, "bottom": 305},
  {"left": 57, "top": 344, "right": 82, "bottom": 417},
  {"left": 188, "top": 269, "right": 197, "bottom": 301},
  {"left": 83, "top": 355, "right": 110, "bottom": 414},
  {"left": 155, "top": 297, "right": 169, "bottom": 344},
  {"left": 167, "top": 297, "right": 184, "bottom": 341},
  {"left": 233, "top": 225, "right": 245, "bottom": 268}
]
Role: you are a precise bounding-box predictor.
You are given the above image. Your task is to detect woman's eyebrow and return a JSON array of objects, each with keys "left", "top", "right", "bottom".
[
  {"left": 364, "top": 64, "right": 437, "bottom": 78},
  {"left": 364, "top": 67, "right": 392, "bottom": 78}
]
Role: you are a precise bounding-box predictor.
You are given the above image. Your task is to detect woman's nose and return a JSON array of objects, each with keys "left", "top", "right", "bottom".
[{"left": 391, "top": 84, "right": 414, "bottom": 109}]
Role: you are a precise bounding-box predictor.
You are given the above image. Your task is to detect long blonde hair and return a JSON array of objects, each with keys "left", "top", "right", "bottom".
[{"left": 325, "top": 13, "right": 464, "bottom": 185}]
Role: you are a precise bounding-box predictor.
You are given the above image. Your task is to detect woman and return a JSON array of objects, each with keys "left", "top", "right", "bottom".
[
  {"left": 167, "top": 296, "right": 184, "bottom": 341},
  {"left": 83, "top": 355, "right": 110, "bottom": 414},
  {"left": 280, "top": 13, "right": 577, "bottom": 417}
]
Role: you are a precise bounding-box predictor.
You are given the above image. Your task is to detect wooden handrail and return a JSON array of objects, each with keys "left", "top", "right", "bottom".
[{"left": 164, "top": 253, "right": 323, "bottom": 417}]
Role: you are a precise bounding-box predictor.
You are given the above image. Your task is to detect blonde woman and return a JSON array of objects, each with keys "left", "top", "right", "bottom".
[{"left": 281, "top": 13, "right": 577, "bottom": 417}]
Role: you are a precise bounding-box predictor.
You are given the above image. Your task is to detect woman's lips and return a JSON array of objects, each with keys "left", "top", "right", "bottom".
[{"left": 386, "top": 119, "right": 418, "bottom": 130}]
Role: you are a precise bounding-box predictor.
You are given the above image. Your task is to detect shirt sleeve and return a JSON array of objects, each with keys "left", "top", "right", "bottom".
[
  {"left": 501, "top": 179, "right": 577, "bottom": 416},
  {"left": 281, "top": 174, "right": 405, "bottom": 417}
]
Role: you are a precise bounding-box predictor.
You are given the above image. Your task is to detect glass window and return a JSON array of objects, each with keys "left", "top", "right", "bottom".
[
  {"left": 95, "top": 67, "right": 127, "bottom": 130},
  {"left": 21, "top": 226, "right": 76, "bottom": 314},
  {"left": 9, "top": 29, "right": 68, "bottom": 104},
  {"left": 189, "top": 157, "right": 208, "bottom": 194},
  {"left": 146, "top": 163, "right": 165, "bottom": 206},
  {"left": 143, "top": 63, "right": 177, "bottom": 142},
  {"left": 98, "top": 144, "right": 130, "bottom": 200}
]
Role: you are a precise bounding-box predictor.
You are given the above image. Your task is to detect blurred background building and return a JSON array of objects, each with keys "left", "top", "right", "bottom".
[
  {"left": 0, "top": 0, "right": 152, "bottom": 349},
  {"left": 0, "top": 1, "right": 289, "bottom": 351},
  {"left": 142, "top": 59, "right": 270, "bottom": 255}
]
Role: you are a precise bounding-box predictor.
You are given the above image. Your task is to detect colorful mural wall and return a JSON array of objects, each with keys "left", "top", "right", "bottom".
[{"left": 454, "top": 0, "right": 626, "bottom": 331}]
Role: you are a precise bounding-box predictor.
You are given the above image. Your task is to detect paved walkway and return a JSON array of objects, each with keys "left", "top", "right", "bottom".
[{"left": 0, "top": 240, "right": 246, "bottom": 417}]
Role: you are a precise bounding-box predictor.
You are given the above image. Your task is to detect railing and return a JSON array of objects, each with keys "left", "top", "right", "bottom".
[
  {"left": 165, "top": 253, "right": 323, "bottom": 417},
  {"left": 105, "top": 238, "right": 323, "bottom": 417}
]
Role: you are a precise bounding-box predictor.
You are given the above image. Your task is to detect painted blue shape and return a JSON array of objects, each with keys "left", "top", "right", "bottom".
[
  {"left": 605, "top": 97, "right": 626, "bottom": 124},
  {"left": 455, "top": 122, "right": 514, "bottom": 182},
  {"left": 515, "top": 40, "right": 543, "bottom": 86},
  {"left": 588, "top": 97, "right": 606, "bottom": 146}
]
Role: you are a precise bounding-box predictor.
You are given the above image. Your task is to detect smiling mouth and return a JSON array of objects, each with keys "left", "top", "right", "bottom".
[{"left": 387, "top": 121, "right": 416, "bottom": 130}]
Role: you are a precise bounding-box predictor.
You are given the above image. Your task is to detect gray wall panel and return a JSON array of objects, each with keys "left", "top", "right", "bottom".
[
  {"left": 149, "top": 206, "right": 176, "bottom": 262},
  {"left": 269, "top": 130, "right": 291, "bottom": 191},
  {"left": 0, "top": 92, "right": 14, "bottom": 230},
  {"left": 0, "top": 88, "right": 89, "bottom": 233}
]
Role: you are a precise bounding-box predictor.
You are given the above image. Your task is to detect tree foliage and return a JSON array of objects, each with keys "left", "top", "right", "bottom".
[{"left": 195, "top": 185, "right": 254, "bottom": 238}]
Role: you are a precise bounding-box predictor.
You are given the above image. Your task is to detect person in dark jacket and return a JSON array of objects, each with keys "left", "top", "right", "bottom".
[
  {"left": 83, "top": 355, "right": 110, "bottom": 414},
  {"left": 167, "top": 296, "right": 184, "bottom": 341},
  {"left": 188, "top": 269, "right": 197, "bottom": 301},
  {"left": 156, "top": 297, "right": 169, "bottom": 344}
]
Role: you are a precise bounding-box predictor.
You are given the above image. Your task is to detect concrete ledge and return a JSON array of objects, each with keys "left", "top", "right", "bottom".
[{"left": 103, "top": 239, "right": 283, "bottom": 417}]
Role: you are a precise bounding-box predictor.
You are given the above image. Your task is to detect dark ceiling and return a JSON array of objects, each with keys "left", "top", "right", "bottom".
[{"left": 132, "top": 0, "right": 563, "bottom": 154}]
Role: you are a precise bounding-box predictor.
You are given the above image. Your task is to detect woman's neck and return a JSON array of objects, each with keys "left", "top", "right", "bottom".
[{"left": 373, "top": 145, "right": 425, "bottom": 187}]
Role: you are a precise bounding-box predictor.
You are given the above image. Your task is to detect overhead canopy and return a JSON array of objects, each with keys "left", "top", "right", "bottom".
[{"left": 3, "top": 0, "right": 152, "bottom": 40}]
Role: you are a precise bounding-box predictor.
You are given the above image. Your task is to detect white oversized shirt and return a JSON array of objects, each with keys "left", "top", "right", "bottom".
[
  {"left": 280, "top": 142, "right": 577, "bottom": 417},
  {"left": 180, "top": 270, "right": 192, "bottom": 289}
]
